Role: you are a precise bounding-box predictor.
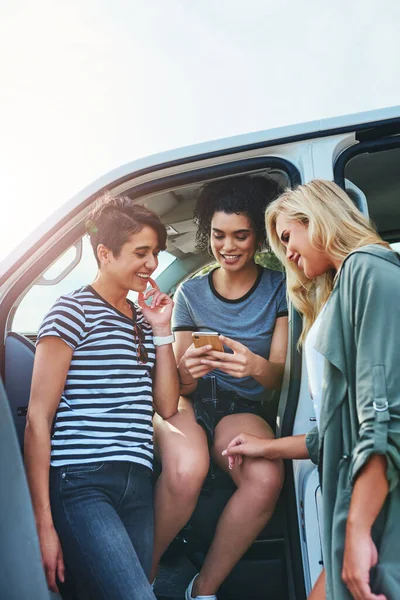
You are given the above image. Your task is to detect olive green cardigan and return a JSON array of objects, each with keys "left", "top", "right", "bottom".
[{"left": 305, "top": 244, "right": 400, "bottom": 599}]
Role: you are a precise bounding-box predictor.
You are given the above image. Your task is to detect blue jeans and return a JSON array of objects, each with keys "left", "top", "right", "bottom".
[{"left": 50, "top": 461, "right": 156, "bottom": 600}]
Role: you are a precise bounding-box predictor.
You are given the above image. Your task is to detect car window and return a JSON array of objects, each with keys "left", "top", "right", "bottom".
[
  {"left": 344, "top": 146, "right": 400, "bottom": 240},
  {"left": 12, "top": 236, "right": 176, "bottom": 336}
]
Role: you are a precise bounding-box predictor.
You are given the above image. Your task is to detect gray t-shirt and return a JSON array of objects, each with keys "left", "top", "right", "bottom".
[{"left": 172, "top": 267, "right": 288, "bottom": 402}]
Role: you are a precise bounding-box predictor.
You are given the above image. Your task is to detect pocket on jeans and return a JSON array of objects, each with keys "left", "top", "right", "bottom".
[{"left": 65, "top": 462, "right": 105, "bottom": 476}]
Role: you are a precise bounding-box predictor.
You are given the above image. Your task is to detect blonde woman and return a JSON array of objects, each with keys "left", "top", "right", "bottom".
[{"left": 223, "top": 180, "right": 400, "bottom": 600}]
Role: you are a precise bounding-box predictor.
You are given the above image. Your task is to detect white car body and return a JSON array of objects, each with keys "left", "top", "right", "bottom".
[{"left": 1, "top": 104, "right": 399, "bottom": 599}]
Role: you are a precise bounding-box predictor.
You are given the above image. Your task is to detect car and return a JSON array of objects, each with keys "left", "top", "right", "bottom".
[{"left": 1, "top": 104, "right": 399, "bottom": 600}]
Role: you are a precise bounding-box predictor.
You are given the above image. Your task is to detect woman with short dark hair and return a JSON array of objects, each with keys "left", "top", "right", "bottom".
[{"left": 24, "top": 194, "right": 179, "bottom": 600}]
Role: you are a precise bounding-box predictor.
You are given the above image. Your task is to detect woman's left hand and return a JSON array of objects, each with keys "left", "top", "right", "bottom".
[
  {"left": 137, "top": 278, "right": 174, "bottom": 330},
  {"left": 342, "top": 527, "right": 387, "bottom": 600},
  {"left": 200, "top": 335, "right": 255, "bottom": 378}
]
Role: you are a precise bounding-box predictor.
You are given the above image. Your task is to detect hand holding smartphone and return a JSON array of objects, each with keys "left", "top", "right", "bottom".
[{"left": 192, "top": 331, "right": 224, "bottom": 353}]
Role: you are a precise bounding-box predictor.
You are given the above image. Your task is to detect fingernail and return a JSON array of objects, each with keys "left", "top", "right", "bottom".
[{"left": 221, "top": 450, "right": 226, "bottom": 455}]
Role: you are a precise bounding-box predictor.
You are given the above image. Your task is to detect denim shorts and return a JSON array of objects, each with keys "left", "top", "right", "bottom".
[
  {"left": 191, "top": 377, "right": 276, "bottom": 489},
  {"left": 191, "top": 376, "right": 273, "bottom": 448}
]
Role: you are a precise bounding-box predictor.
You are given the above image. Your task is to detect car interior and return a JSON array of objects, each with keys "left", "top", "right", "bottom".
[{"left": 2, "top": 139, "right": 400, "bottom": 599}]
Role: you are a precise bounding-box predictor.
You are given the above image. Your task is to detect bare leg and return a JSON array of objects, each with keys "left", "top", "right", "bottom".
[
  {"left": 151, "top": 397, "right": 209, "bottom": 582},
  {"left": 308, "top": 569, "right": 326, "bottom": 599},
  {"left": 192, "top": 413, "right": 284, "bottom": 597}
]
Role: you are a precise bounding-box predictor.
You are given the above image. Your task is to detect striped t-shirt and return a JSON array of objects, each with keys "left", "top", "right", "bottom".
[{"left": 37, "top": 285, "right": 155, "bottom": 470}]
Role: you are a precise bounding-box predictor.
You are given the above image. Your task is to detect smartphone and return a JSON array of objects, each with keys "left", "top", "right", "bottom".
[{"left": 192, "top": 331, "right": 224, "bottom": 352}]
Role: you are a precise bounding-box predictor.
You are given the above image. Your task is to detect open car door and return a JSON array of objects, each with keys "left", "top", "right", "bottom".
[{"left": 0, "top": 377, "right": 51, "bottom": 599}]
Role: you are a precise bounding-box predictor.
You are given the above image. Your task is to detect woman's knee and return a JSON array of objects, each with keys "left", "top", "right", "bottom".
[
  {"left": 241, "top": 458, "right": 284, "bottom": 500},
  {"left": 161, "top": 454, "right": 209, "bottom": 499}
]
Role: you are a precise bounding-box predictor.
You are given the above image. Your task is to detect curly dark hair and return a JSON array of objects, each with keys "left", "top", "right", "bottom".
[
  {"left": 86, "top": 193, "right": 167, "bottom": 267},
  {"left": 193, "top": 174, "right": 280, "bottom": 252}
]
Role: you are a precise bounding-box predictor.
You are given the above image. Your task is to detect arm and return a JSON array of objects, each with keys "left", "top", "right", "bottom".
[
  {"left": 344, "top": 254, "right": 400, "bottom": 492},
  {"left": 200, "top": 316, "right": 288, "bottom": 391},
  {"left": 347, "top": 455, "right": 389, "bottom": 533},
  {"left": 252, "top": 315, "right": 288, "bottom": 389},
  {"left": 174, "top": 330, "right": 214, "bottom": 396},
  {"left": 251, "top": 275, "right": 289, "bottom": 389},
  {"left": 139, "top": 280, "right": 179, "bottom": 419},
  {"left": 222, "top": 431, "right": 309, "bottom": 469},
  {"left": 339, "top": 253, "right": 400, "bottom": 600},
  {"left": 342, "top": 455, "right": 388, "bottom": 600},
  {"left": 24, "top": 337, "right": 73, "bottom": 592},
  {"left": 169, "top": 281, "right": 214, "bottom": 395},
  {"left": 152, "top": 329, "right": 180, "bottom": 419}
]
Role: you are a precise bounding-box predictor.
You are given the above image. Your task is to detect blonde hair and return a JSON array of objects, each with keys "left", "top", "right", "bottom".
[{"left": 265, "top": 179, "right": 389, "bottom": 344}]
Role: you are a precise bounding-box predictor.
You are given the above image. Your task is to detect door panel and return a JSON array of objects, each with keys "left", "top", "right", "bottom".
[
  {"left": 4, "top": 332, "right": 36, "bottom": 452},
  {"left": 300, "top": 463, "right": 324, "bottom": 588},
  {"left": 0, "top": 377, "right": 51, "bottom": 599}
]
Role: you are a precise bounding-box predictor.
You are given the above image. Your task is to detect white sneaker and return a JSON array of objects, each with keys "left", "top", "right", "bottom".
[{"left": 185, "top": 574, "right": 217, "bottom": 600}]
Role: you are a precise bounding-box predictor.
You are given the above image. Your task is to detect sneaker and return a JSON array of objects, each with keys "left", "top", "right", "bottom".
[{"left": 185, "top": 574, "right": 217, "bottom": 600}]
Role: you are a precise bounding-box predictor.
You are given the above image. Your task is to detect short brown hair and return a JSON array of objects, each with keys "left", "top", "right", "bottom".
[{"left": 86, "top": 193, "right": 167, "bottom": 266}]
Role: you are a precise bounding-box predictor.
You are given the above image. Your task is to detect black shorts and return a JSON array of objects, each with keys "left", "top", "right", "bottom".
[
  {"left": 191, "top": 376, "right": 275, "bottom": 448},
  {"left": 190, "top": 376, "right": 277, "bottom": 490}
]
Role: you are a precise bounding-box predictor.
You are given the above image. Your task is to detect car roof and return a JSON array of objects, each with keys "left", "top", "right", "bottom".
[{"left": 1, "top": 104, "right": 399, "bottom": 280}]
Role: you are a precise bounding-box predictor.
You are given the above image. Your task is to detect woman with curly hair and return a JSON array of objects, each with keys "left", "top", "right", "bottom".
[{"left": 152, "top": 175, "right": 289, "bottom": 599}]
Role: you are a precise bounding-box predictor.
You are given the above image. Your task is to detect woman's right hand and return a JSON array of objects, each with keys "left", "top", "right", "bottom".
[
  {"left": 38, "top": 523, "right": 65, "bottom": 593},
  {"left": 178, "top": 343, "right": 215, "bottom": 382},
  {"left": 222, "top": 432, "right": 271, "bottom": 469},
  {"left": 342, "top": 527, "right": 386, "bottom": 600}
]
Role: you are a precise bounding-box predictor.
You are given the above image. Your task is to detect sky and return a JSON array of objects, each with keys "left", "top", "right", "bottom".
[{"left": 1, "top": 0, "right": 400, "bottom": 263}]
